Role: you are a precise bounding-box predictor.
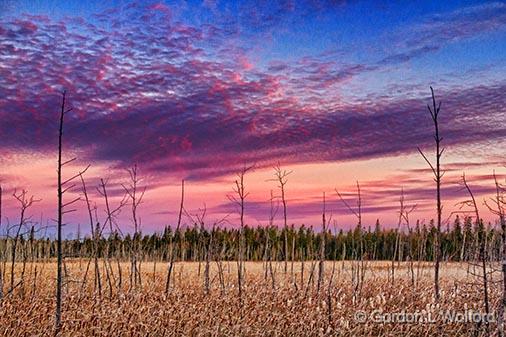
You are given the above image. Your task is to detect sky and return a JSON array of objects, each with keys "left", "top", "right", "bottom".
[{"left": 0, "top": 0, "right": 505, "bottom": 237}]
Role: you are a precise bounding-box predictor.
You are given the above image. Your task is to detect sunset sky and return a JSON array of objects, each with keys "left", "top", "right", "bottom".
[{"left": 0, "top": 0, "right": 505, "bottom": 237}]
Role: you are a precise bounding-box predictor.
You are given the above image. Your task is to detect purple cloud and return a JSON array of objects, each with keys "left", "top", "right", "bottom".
[{"left": 0, "top": 3, "right": 505, "bottom": 182}]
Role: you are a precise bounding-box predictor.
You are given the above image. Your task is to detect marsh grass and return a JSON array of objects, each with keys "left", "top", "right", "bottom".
[{"left": 0, "top": 260, "right": 499, "bottom": 336}]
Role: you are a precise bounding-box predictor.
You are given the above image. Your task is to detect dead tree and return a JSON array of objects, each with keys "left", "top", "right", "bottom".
[
  {"left": 78, "top": 173, "right": 101, "bottom": 297},
  {"left": 326, "top": 238, "right": 337, "bottom": 332},
  {"left": 204, "top": 223, "right": 213, "bottom": 295},
  {"left": 56, "top": 92, "right": 65, "bottom": 330},
  {"left": 56, "top": 91, "right": 67, "bottom": 331},
  {"left": 417, "top": 86, "right": 444, "bottom": 301},
  {"left": 458, "top": 173, "right": 490, "bottom": 336},
  {"left": 122, "top": 165, "right": 146, "bottom": 289},
  {"left": 391, "top": 189, "right": 405, "bottom": 284},
  {"left": 318, "top": 192, "right": 331, "bottom": 294},
  {"left": 264, "top": 190, "right": 278, "bottom": 290},
  {"left": 391, "top": 188, "right": 416, "bottom": 284},
  {"left": 401, "top": 193, "right": 417, "bottom": 286},
  {"left": 165, "top": 179, "right": 184, "bottom": 294},
  {"left": 485, "top": 172, "right": 505, "bottom": 336},
  {"left": 336, "top": 181, "right": 365, "bottom": 301},
  {"left": 184, "top": 204, "right": 210, "bottom": 294},
  {"left": 56, "top": 91, "right": 87, "bottom": 331},
  {"left": 269, "top": 164, "right": 292, "bottom": 274},
  {"left": 97, "top": 178, "right": 126, "bottom": 296},
  {"left": 228, "top": 165, "right": 253, "bottom": 305},
  {"left": 9, "top": 190, "right": 39, "bottom": 293}
]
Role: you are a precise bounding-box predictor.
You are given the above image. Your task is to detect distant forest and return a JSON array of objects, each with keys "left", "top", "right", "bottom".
[{"left": 2, "top": 215, "right": 501, "bottom": 262}]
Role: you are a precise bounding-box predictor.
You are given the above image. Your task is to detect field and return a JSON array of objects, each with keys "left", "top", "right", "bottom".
[{"left": 0, "top": 259, "right": 499, "bottom": 336}]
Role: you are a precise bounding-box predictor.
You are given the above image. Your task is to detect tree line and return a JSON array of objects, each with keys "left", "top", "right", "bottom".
[{"left": 0, "top": 215, "right": 501, "bottom": 263}]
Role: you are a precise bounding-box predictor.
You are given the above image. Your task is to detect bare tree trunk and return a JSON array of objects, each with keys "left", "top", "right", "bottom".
[
  {"left": 78, "top": 173, "right": 98, "bottom": 298},
  {"left": 8, "top": 191, "right": 40, "bottom": 300},
  {"left": 327, "top": 258, "right": 336, "bottom": 332},
  {"left": 97, "top": 179, "right": 125, "bottom": 295},
  {"left": 94, "top": 222, "right": 102, "bottom": 297},
  {"left": 271, "top": 165, "right": 291, "bottom": 274},
  {"left": 237, "top": 187, "right": 244, "bottom": 303},
  {"left": 56, "top": 91, "right": 66, "bottom": 331},
  {"left": 485, "top": 173, "right": 505, "bottom": 336},
  {"left": 263, "top": 231, "right": 269, "bottom": 281},
  {"left": 336, "top": 181, "right": 363, "bottom": 301},
  {"left": 122, "top": 165, "right": 146, "bottom": 290},
  {"left": 166, "top": 180, "right": 184, "bottom": 294},
  {"left": 392, "top": 189, "right": 416, "bottom": 285},
  {"left": 54, "top": 91, "right": 87, "bottom": 330},
  {"left": 216, "top": 241, "right": 226, "bottom": 294},
  {"left": 498, "top": 179, "right": 506, "bottom": 337},
  {"left": 266, "top": 190, "right": 278, "bottom": 289},
  {"left": 461, "top": 174, "right": 490, "bottom": 336},
  {"left": 417, "top": 87, "right": 443, "bottom": 301},
  {"left": 269, "top": 246, "right": 276, "bottom": 290},
  {"left": 300, "top": 247, "right": 305, "bottom": 291},
  {"left": 228, "top": 165, "right": 253, "bottom": 306},
  {"left": 317, "top": 192, "right": 326, "bottom": 294},
  {"left": 291, "top": 233, "right": 296, "bottom": 289},
  {"left": 392, "top": 192, "right": 404, "bottom": 284},
  {"left": 204, "top": 226, "right": 213, "bottom": 295}
]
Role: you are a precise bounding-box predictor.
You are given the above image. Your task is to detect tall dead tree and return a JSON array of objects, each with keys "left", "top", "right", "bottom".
[
  {"left": 56, "top": 91, "right": 87, "bottom": 330},
  {"left": 485, "top": 172, "right": 505, "bottom": 336},
  {"left": 166, "top": 179, "right": 184, "bottom": 294},
  {"left": 458, "top": 173, "right": 490, "bottom": 336},
  {"left": 56, "top": 92, "right": 65, "bottom": 331},
  {"left": 391, "top": 188, "right": 416, "bottom": 284},
  {"left": 417, "top": 86, "right": 444, "bottom": 301},
  {"left": 270, "top": 164, "right": 292, "bottom": 274},
  {"left": 336, "top": 181, "right": 365, "bottom": 300},
  {"left": 97, "top": 178, "right": 126, "bottom": 296},
  {"left": 122, "top": 165, "right": 146, "bottom": 289},
  {"left": 10, "top": 190, "right": 39, "bottom": 293},
  {"left": 78, "top": 173, "right": 101, "bottom": 297},
  {"left": 264, "top": 190, "right": 278, "bottom": 289},
  {"left": 228, "top": 165, "right": 253, "bottom": 304},
  {"left": 57, "top": 91, "right": 71, "bottom": 331},
  {"left": 184, "top": 204, "right": 220, "bottom": 295}
]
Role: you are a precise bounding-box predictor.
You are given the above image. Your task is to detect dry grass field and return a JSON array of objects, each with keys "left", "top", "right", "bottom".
[{"left": 0, "top": 260, "right": 500, "bottom": 336}]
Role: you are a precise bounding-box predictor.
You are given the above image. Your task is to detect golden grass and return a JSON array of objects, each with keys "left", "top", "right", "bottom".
[{"left": 0, "top": 260, "right": 499, "bottom": 336}]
